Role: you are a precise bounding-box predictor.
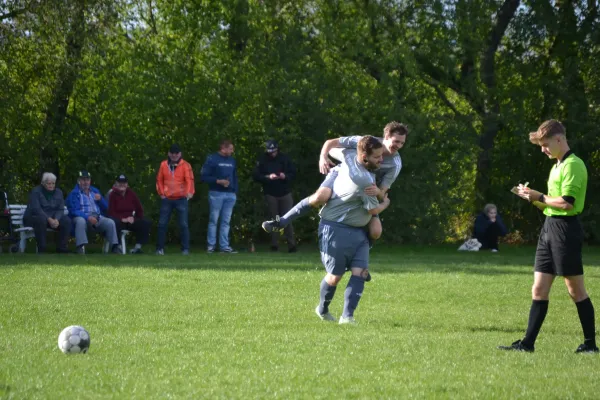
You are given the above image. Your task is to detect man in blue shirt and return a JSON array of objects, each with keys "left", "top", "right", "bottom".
[
  {"left": 201, "top": 139, "right": 238, "bottom": 253},
  {"left": 66, "top": 170, "right": 121, "bottom": 254}
]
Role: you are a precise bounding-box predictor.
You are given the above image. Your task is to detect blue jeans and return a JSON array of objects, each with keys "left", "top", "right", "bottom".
[
  {"left": 156, "top": 197, "right": 189, "bottom": 251},
  {"left": 207, "top": 191, "right": 236, "bottom": 250}
]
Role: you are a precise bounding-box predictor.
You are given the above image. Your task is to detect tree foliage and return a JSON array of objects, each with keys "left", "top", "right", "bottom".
[{"left": 2, "top": 0, "right": 599, "bottom": 245}]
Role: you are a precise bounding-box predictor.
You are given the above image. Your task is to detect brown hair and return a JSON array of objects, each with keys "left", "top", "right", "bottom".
[
  {"left": 529, "top": 119, "right": 565, "bottom": 143},
  {"left": 357, "top": 135, "right": 383, "bottom": 158},
  {"left": 219, "top": 139, "right": 233, "bottom": 149},
  {"left": 384, "top": 121, "right": 408, "bottom": 138}
]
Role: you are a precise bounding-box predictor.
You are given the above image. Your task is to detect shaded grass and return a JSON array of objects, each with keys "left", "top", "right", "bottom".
[{"left": 1, "top": 245, "right": 600, "bottom": 399}]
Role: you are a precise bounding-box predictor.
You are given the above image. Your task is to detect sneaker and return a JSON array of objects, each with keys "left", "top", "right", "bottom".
[
  {"left": 156, "top": 249, "right": 164, "bottom": 256},
  {"left": 77, "top": 245, "right": 86, "bottom": 255},
  {"left": 181, "top": 250, "right": 189, "bottom": 255},
  {"left": 262, "top": 216, "right": 283, "bottom": 233},
  {"left": 130, "top": 248, "right": 143, "bottom": 254},
  {"left": 207, "top": 247, "right": 215, "bottom": 254},
  {"left": 491, "top": 249, "right": 498, "bottom": 253},
  {"left": 112, "top": 245, "right": 123, "bottom": 254},
  {"left": 575, "top": 343, "right": 599, "bottom": 354},
  {"left": 315, "top": 306, "right": 336, "bottom": 322},
  {"left": 270, "top": 245, "right": 279, "bottom": 252},
  {"left": 497, "top": 339, "right": 534, "bottom": 353},
  {"left": 220, "top": 248, "right": 238, "bottom": 254},
  {"left": 288, "top": 246, "right": 297, "bottom": 253},
  {"left": 339, "top": 316, "right": 358, "bottom": 325}
]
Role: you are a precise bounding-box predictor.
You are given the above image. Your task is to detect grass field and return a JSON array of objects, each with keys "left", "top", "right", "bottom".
[{"left": 1, "top": 245, "right": 600, "bottom": 399}]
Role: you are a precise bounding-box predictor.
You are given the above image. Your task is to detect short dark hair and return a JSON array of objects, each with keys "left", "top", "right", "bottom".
[
  {"left": 384, "top": 121, "right": 408, "bottom": 138},
  {"left": 357, "top": 135, "right": 383, "bottom": 158},
  {"left": 219, "top": 139, "right": 233, "bottom": 149},
  {"left": 529, "top": 119, "right": 566, "bottom": 143}
]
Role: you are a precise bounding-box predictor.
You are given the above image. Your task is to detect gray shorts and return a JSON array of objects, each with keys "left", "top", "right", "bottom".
[{"left": 318, "top": 220, "right": 369, "bottom": 276}]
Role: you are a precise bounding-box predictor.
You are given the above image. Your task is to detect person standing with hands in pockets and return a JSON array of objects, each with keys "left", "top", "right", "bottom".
[
  {"left": 156, "top": 144, "right": 195, "bottom": 255},
  {"left": 201, "top": 139, "right": 238, "bottom": 254}
]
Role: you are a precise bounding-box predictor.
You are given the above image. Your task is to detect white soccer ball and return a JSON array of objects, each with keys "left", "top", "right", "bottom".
[{"left": 58, "top": 325, "right": 91, "bottom": 354}]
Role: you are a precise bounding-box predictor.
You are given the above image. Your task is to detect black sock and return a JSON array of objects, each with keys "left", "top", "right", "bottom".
[
  {"left": 576, "top": 297, "right": 596, "bottom": 347},
  {"left": 522, "top": 300, "right": 549, "bottom": 347}
]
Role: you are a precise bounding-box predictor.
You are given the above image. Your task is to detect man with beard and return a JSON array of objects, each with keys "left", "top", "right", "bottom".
[
  {"left": 314, "top": 136, "right": 391, "bottom": 325},
  {"left": 262, "top": 122, "right": 407, "bottom": 245}
]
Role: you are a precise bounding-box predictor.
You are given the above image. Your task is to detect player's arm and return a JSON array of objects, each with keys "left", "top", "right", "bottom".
[
  {"left": 319, "top": 138, "right": 341, "bottom": 174},
  {"left": 368, "top": 194, "right": 390, "bottom": 215},
  {"left": 520, "top": 187, "right": 574, "bottom": 211}
]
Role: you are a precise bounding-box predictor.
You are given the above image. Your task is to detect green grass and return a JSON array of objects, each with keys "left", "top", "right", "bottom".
[{"left": 2, "top": 245, "right": 600, "bottom": 399}]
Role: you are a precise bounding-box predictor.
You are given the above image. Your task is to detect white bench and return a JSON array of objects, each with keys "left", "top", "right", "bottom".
[{"left": 8, "top": 205, "right": 129, "bottom": 254}]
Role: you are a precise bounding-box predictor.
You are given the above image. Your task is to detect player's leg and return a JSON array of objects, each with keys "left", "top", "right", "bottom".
[
  {"left": 340, "top": 230, "right": 370, "bottom": 324},
  {"left": 499, "top": 222, "right": 554, "bottom": 352},
  {"left": 368, "top": 216, "right": 382, "bottom": 241},
  {"left": 263, "top": 168, "right": 338, "bottom": 233},
  {"left": 315, "top": 222, "right": 344, "bottom": 322},
  {"left": 565, "top": 276, "right": 598, "bottom": 353},
  {"left": 558, "top": 217, "right": 598, "bottom": 352}
]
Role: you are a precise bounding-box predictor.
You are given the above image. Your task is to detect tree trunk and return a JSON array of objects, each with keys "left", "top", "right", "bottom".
[
  {"left": 473, "top": 0, "right": 520, "bottom": 208},
  {"left": 38, "top": 3, "right": 86, "bottom": 179}
]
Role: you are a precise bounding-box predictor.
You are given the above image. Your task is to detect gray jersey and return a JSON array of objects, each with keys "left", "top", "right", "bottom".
[
  {"left": 332, "top": 135, "right": 402, "bottom": 189},
  {"left": 319, "top": 156, "right": 379, "bottom": 227}
]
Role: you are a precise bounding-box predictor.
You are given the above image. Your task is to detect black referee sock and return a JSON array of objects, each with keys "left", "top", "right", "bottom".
[
  {"left": 576, "top": 297, "right": 596, "bottom": 347},
  {"left": 522, "top": 300, "right": 549, "bottom": 348}
]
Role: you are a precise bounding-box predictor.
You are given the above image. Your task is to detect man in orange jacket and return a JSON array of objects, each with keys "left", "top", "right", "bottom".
[{"left": 156, "top": 144, "right": 195, "bottom": 255}]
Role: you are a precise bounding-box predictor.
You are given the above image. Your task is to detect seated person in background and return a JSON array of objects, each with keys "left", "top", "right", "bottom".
[
  {"left": 108, "top": 174, "right": 151, "bottom": 254},
  {"left": 474, "top": 203, "right": 508, "bottom": 252},
  {"left": 66, "top": 170, "right": 121, "bottom": 255},
  {"left": 23, "top": 172, "right": 71, "bottom": 253}
]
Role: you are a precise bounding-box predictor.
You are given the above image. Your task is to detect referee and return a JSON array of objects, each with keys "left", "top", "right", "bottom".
[{"left": 499, "top": 120, "right": 597, "bottom": 353}]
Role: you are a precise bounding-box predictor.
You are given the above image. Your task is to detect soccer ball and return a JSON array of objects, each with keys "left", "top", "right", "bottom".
[{"left": 58, "top": 325, "right": 91, "bottom": 354}]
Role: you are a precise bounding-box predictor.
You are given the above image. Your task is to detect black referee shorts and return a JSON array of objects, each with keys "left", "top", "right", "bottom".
[{"left": 534, "top": 216, "right": 584, "bottom": 276}]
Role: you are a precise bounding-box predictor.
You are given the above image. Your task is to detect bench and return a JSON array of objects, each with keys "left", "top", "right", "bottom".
[{"left": 8, "top": 205, "right": 130, "bottom": 254}]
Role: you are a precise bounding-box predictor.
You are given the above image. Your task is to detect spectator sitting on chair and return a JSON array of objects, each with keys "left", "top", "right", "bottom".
[
  {"left": 474, "top": 203, "right": 508, "bottom": 252},
  {"left": 108, "top": 174, "right": 151, "bottom": 254},
  {"left": 23, "top": 172, "right": 71, "bottom": 253},
  {"left": 66, "top": 170, "right": 122, "bottom": 255}
]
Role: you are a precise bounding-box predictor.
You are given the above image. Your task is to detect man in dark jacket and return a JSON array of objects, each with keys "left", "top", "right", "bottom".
[
  {"left": 252, "top": 139, "right": 297, "bottom": 252},
  {"left": 474, "top": 203, "right": 508, "bottom": 252},
  {"left": 108, "top": 174, "right": 151, "bottom": 254},
  {"left": 23, "top": 172, "right": 71, "bottom": 253}
]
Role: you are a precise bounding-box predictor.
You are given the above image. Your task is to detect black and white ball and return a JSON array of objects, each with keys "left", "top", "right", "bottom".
[{"left": 58, "top": 325, "right": 90, "bottom": 354}]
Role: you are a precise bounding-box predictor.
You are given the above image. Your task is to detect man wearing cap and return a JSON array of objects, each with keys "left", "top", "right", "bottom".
[
  {"left": 108, "top": 174, "right": 152, "bottom": 254},
  {"left": 66, "top": 170, "right": 122, "bottom": 254},
  {"left": 156, "top": 144, "right": 195, "bottom": 255},
  {"left": 252, "top": 139, "right": 297, "bottom": 252},
  {"left": 201, "top": 139, "right": 238, "bottom": 253}
]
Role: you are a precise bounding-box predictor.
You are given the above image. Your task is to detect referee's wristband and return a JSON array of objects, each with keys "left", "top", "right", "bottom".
[{"left": 538, "top": 194, "right": 546, "bottom": 203}]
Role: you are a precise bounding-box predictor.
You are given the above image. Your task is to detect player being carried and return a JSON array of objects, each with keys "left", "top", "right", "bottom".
[
  {"left": 314, "top": 136, "right": 391, "bottom": 324},
  {"left": 261, "top": 121, "right": 407, "bottom": 244}
]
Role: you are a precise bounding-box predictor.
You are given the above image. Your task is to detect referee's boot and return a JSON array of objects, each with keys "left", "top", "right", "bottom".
[
  {"left": 575, "top": 343, "right": 599, "bottom": 354},
  {"left": 262, "top": 216, "right": 283, "bottom": 233},
  {"left": 497, "top": 339, "right": 534, "bottom": 353}
]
